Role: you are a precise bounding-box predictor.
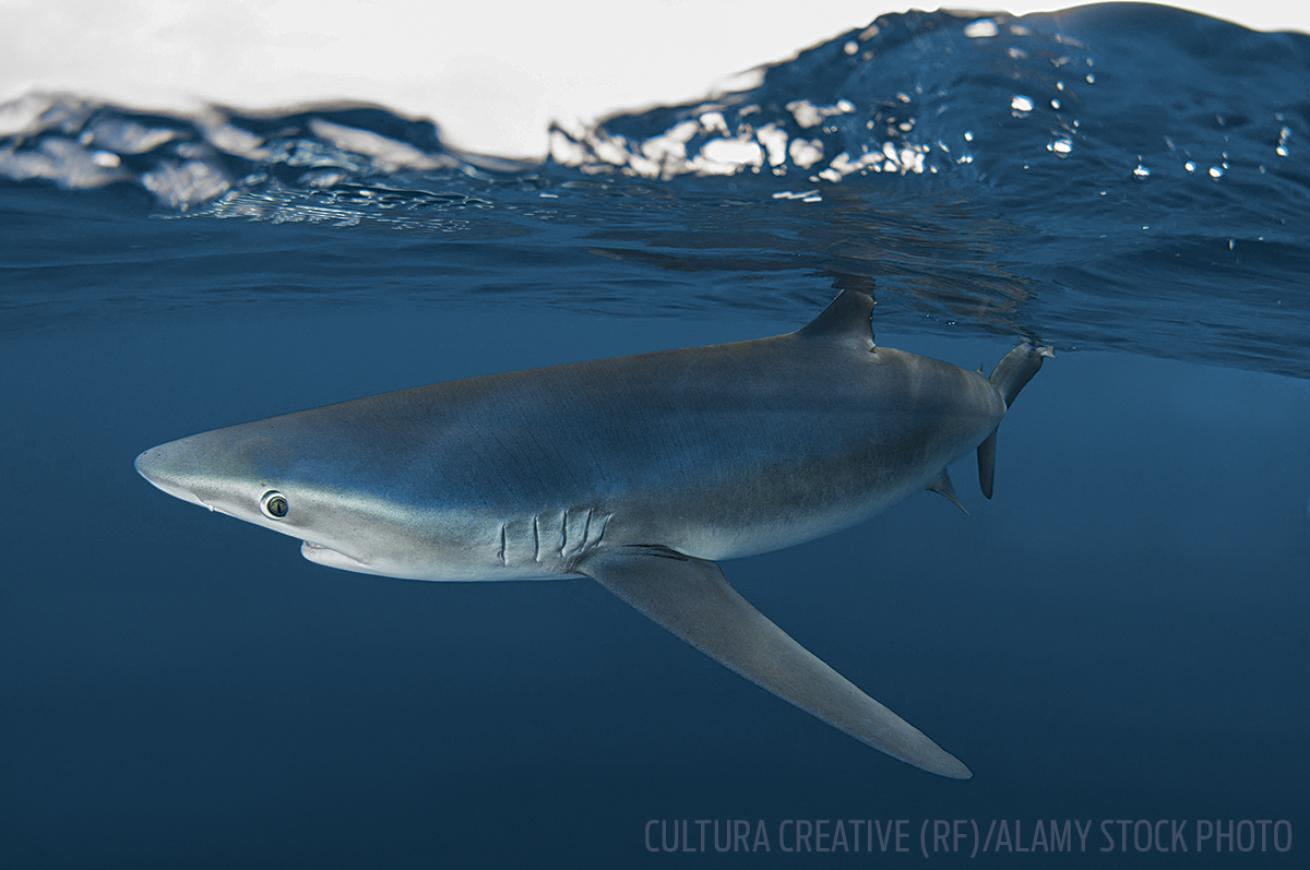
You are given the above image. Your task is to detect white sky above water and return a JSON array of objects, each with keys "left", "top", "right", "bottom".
[{"left": 0, "top": 0, "right": 1305, "bottom": 157}]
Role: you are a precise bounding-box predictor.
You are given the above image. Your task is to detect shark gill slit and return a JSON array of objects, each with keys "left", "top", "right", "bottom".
[
  {"left": 497, "top": 523, "right": 507, "bottom": 566},
  {"left": 579, "top": 507, "right": 593, "bottom": 553},
  {"left": 532, "top": 514, "right": 541, "bottom": 562},
  {"left": 560, "top": 507, "right": 595, "bottom": 559},
  {"left": 591, "top": 512, "right": 612, "bottom": 549}
]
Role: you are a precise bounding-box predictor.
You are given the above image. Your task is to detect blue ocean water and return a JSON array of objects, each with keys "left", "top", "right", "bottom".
[{"left": 2, "top": 3, "right": 1308, "bottom": 867}]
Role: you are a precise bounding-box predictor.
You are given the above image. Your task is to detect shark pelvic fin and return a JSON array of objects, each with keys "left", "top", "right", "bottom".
[
  {"left": 797, "top": 289, "right": 874, "bottom": 346},
  {"left": 928, "top": 468, "right": 968, "bottom": 514},
  {"left": 578, "top": 544, "right": 972, "bottom": 779}
]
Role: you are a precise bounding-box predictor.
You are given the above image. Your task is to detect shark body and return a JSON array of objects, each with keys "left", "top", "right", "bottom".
[{"left": 136, "top": 290, "right": 1049, "bottom": 778}]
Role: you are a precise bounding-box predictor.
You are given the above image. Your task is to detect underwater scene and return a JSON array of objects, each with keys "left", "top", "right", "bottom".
[{"left": 2, "top": 2, "right": 1308, "bottom": 867}]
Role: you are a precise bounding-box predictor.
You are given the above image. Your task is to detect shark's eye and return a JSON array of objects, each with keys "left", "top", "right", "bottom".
[{"left": 260, "top": 490, "right": 289, "bottom": 519}]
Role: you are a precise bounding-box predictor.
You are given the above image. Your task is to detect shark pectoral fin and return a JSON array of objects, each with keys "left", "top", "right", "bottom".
[
  {"left": 577, "top": 545, "right": 972, "bottom": 779},
  {"left": 928, "top": 468, "right": 968, "bottom": 515}
]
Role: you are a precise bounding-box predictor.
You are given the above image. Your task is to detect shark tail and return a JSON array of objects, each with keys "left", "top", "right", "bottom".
[{"left": 977, "top": 342, "right": 1053, "bottom": 499}]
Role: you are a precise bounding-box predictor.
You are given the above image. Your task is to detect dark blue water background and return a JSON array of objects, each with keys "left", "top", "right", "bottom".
[{"left": 2, "top": 3, "right": 1309, "bottom": 867}]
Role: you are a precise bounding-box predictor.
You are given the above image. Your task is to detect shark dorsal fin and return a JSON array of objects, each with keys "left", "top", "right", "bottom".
[{"left": 797, "top": 290, "right": 874, "bottom": 346}]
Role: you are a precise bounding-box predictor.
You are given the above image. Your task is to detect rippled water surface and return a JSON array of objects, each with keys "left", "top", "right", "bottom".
[{"left": 3, "top": 3, "right": 1309, "bottom": 376}]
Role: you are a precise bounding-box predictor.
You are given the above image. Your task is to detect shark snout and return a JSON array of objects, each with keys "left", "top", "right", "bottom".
[{"left": 134, "top": 441, "right": 210, "bottom": 508}]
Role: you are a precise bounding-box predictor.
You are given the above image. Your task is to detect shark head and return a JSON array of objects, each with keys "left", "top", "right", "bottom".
[{"left": 134, "top": 416, "right": 418, "bottom": 577}]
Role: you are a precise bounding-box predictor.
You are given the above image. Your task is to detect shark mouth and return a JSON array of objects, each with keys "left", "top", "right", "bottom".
[{"left": 300, "top": 540, "right": 375, "bottom": 574}]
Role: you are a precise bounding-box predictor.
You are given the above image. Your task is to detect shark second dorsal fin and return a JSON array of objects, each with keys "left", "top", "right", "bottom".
[{"left": 797, "top": 290, "right": 874, "bottom": 346}]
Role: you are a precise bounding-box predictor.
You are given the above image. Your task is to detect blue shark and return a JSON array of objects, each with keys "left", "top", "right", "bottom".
[{"left": 136, "top": 290, "right": 1049, "bottom": 778}]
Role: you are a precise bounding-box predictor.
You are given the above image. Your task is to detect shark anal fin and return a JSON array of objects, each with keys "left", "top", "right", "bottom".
[
  {"left": 796, "top": 289, "right": 874, "bottom": 347},
  {"left": 928, "top": 468, "right": 968, "bottom": 514},
  {"left": 577, "top": 545, "right": 972, "bottom": 779}
]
